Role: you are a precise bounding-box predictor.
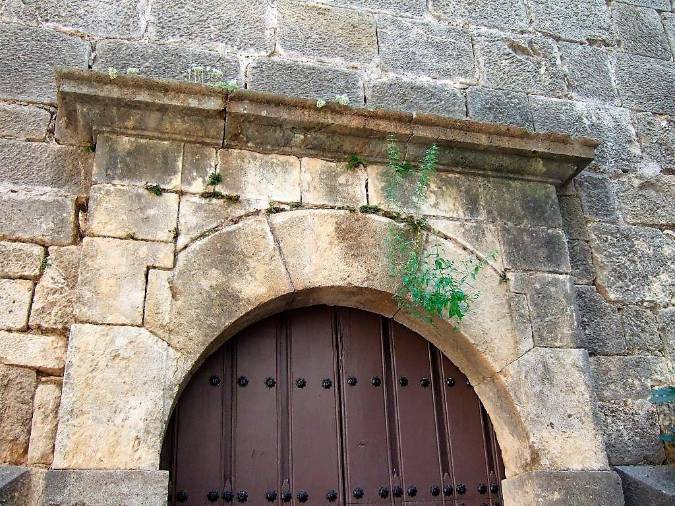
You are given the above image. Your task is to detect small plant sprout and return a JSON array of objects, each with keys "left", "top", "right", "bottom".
[
  {"left": 108, "top": 67, "right": 119, "bottom": 79},
  {"left": 188, "top": 66, "right": 205, "bottom": 84},
  {"left": 126, "top": 68, "right": 140, "bottom": 76},
  {"left": 211, "top": 80, "right": 239, "bottom": 92},
  {"left": 333, "top": 94, "right": 350, "bottom": 106},
  {"left": 346, "top": 154, "right": 366, "bottom": 170},
  {"left": 208, "top": 68, "right": 224, "bottom": 81},
  {"left": 316, "top": 99, "right": 327, "bottom": 109},
  {"left": 207, "top": 171, "right": 223, "bottom": 187},
  {"left": 145, "top": 184, "right": 163, "bottom": 196}
]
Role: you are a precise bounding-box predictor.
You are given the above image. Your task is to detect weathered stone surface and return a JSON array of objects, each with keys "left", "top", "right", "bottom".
[
  {"left": 612, "top": 0, "right": 669, "bottom": 8},
  {"left": 502, "top": 470, "right": 625, "bottom": 506},
  {"left": 0, "top": 139, "right": 92, "bottom": 194},
  {"left": 301, "top": 158, "right": 367, "bottom": 207},
  {"left": 219, "top": 149, "right": 301, "bottom": 203},
  {"left": 377, "top": 16, "right": 474, "bottom": 81},
  {"left": 568, "top": 239, "right": 595, "bottom": 285},
  {"left": 431, "top": 0, "right": 529, "bottom": 30},
  {"left": 44, "top": 469, "right": 169, "bottom": 506},
  {"left": 327, "top": 0, "right": 425, "bottom": 15},
  {"left": 575, "top": 285, "right": 627, "bottom": 355},
  {"left": 0, "top": 192, "right": 76, "bottom": 245},
  {"left": 0, "top": 241, "right": 44, "bottom": 280},
  {"left": 0, "top": 466, "right": 31, "bottom": 504},
  {"left": 29, "top": 245, "right": 79, "bottom": 331},
  {"left": 597, "top": 399, "right": 665, "bottom": 465},
  {"left": 659, "top": 308, "right": 675, "bottom": 359},
  {"left": 478, "top": 348, "right": 609, "bottom": 472},
  {"left": 575, "top": 173, "right": 620, "bottom": 222},
  {"left": 75, "top": 238, "right": 174, "bottom": 325},
  {"left": 559, "top": 43, "right": 619, "bottom": 104},
  {"left": 0, "top": 23, "right": 90, "bottom": 103},
  {"left": 632, "top": 112, "right": 675, "bottom": 173},
  {"left": 0, "top": 364, "right": 36, "bottom": 464},
  {"left": 615, "top": 53, "right": 675, "bottom": 115},
  {"left": 181, "top": 144, "right": 217, "bottom": 194},
  {"left": 591, "top": 355, "right": 671, "bottom": 402},
  {"left": 53, "top": 325, "right": 176, "bottom": 469},
  {"left": 95, "top": 40, "right": 241, "bottom": 85},
  {"left": 500, "top": 226, "right": 570, "bottom": 273},
  {"left": 616, "top": 174, "right": 675, "bottom": 226},
  {"left": 428, "top": 220, "right": 503, "bottom": 270},
  {"left": 0, "top": 331, "right": 66, "bottom": 374},
  {"left": 88, "top": 185, "right": 179, "bottom": 242},
  {"left": 148, "top": 0, "right": 272, "bottom": 53},
  {"left": 590, "top": 223, "right": 675, "bottom": 305},
  {"left": 0, "top": 279, "right": 32, "bottom": 331},
  {"left": 0, "top": 104, "right": 50, "bottom": 141},
  {"left": 616, "top": 465, "right": 675, "bottom": 506},
  {"left": 93, "top": 134, "right": 182, "bottom": 190},
  {"left": 529, "top": 0, "right": 612, "bottom": 42},
  {"left": 474, "top": 33, "right": 566, "bottom": 95},
  {"left": 483, "top": 179, "right": 561, "bottom": 228},
  {"left": 367, "top": 78, "right": 466, "bottom": 118},
  {"left": 622, "top": 306, "right": 663, "bottom": 354},
  {"left": 510, "top": 292, "right": 535, "bottom": 353},
  {"left": 466, "top": 87, "right": 532, "bottom": 128},
  {"left": 664, "top": 13, "right": 675, "bottom": 57},
  {"left": 27, "top": 378, "right": 61, "bottom": 465},
  {"left": 612, "top": 3, "right": 671, "bottom": 60},
  {"left": 278, "top": 0, "right": 377, "bottom": 64},
  {"left": 248, "top": 58, "right": 363, "bottom": 104},
  {"left": 559, "top": 196, "right": 588, "bottom": 240}
]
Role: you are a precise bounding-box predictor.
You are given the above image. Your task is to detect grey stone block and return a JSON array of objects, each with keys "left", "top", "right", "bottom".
[
  {"left": 367, "top": 78, "right": 465, "bottom": 118},
  {"left": 559, "top": 195, "right": 589, "bottom": 240},
  {"left": 658, "top": 308, "right": 675, "bottom": 359},
  {"left": 663, "top": 13, "right": 675, "bottom": 58},
  {"left": 3, "top": 0, "right": 143, "bottom": 38},
  {"left": 568, "top": 239, "right": 595, "bottom": 285},
  {"left": 0, "top": 193, "right": 76, "bottom": 246},
  {"left": 591, "top": 355, "right": 671, "bottom": 401},
  {"left": 377, "top": 16, "right": 475, "bottom": 81},
  {"left": 590, "top": 223, "right": 675, "bottom": 305},
  {"left": 431, "top": 0, "right": 529, "bottom": 30},
  {"left": 483, "top": 179, "right": 561, "bottom": 228},
  {"left": 0, "top": 22, "right": 90, "bottom": 103},
  {"left": 0, "top": 104, "right": 51, "bottom": 141},
  {"left": 474, "top": 33, "right": 566, "bottom": 95},
  {"left": 326, "top": 0, "right": 426, "bottom": 15},
  {"left": 94, "top": 40, "right": 241, "bottom": 85},
  {"left": 500, "top": 226, "right": 571, "bottom": 273},
  {"left": 0, "top": 466, "right": 30, "bottom": 504},
  {"left": 632, "top": 112, "right": 675, "bottom": 173},
  {"left": 622, "top": 306, "right": 663, "bottom": 354},
  {"left": 575, "top": 285, "right": 627, "bottom": 355},
  {"left": 575, "top": 173, "right": 620, "bottom": 222},
  {"left": 467, "top": 87, "right": 532, "bottom": 128},
  {"left": 43, "top": 469, "right": 169, "bottom": 506},
  {"left": 615, "top": 53, "right": 675, "bottom": 115},
  {"left": 616, "top": 174, "right": 675, "bottom": 226},
  {"left": 278, "top": 0, "right": 377, "bottom": 64},
  {"left": 613, "top": 0, "right": 670, "bottom": 9},
  {"left": 148, "top": 0, "right": 272, "bottom": 53},
  {"left": 528, "top": 0, "right": 613, "bottom": 43},
  {"left": 616, "top": 465, "right": 675, "bottom": 506},
  {"left": 559, "top": 42, "right": 619, "bottom": 104},
  {"left": 248, "top": 58, "right": 363, "bottom": 103},
  {"left": 612, "top": 3, "right": 671, "bottom": 60},
  {"left": 502, "top": 470, "right": 625, "bottom": 506}
]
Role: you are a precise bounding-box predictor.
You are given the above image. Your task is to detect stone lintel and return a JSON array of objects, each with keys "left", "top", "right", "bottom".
[{"left": 55, "top": 69, "right": 598, "bottom": 187}]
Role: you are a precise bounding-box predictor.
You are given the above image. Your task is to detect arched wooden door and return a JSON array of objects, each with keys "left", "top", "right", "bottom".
[{"left": 161, "top": 306, "right": 504, "bottom": 506}]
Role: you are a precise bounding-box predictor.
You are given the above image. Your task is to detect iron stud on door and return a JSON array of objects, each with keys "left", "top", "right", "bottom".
[
  {"left": 352, "top": 487, "right": 364, "bottom": 499},
  {"left": 265, "top": 490, "right": 277, "bottom": 502},
  {"left": 443, "top": 485, "right": 453, "bottom": 496},
  {"left": 378, "top": 486, "right": 389, "bottom": 498},
  {"left": 281, "top": 491, "right": 292, "bottom": 502},
  {"left": 296, "top": 490, "right": 309, "bottom": 502},
  {"left": 207, "top": 490, "right": 219, "bottom": 502},
  {"left": 325, "top": 490, "right": 338, "bottom": 502}
]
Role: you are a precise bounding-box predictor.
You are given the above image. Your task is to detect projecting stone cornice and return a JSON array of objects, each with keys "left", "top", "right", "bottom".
[{"left": 55, "top": 68, "right": 598, "bottom": 186}]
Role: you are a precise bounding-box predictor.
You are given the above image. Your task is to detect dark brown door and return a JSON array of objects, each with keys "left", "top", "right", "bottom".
[{"left": 161, "top": 306, "right": 504, "bottom": 506}]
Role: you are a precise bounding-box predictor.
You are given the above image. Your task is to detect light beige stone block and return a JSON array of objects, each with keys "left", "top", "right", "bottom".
[
  {"left": 88, "top": 185, "right": 179, "bottom": 242},
  {"left": 0, "top": 193, "right": 77, "bottom": 246},
  {"left": 0, "top": 331, "right": 66, "bottom": 374},
  {"left": 0, "top": 241, "right": 45, "bottom": 279},
  {"left": 218, "top": 149, "right": 301, "bottom": 203},
  {"left": 181, "top": 144, "right": 217, "bottom": 194},
  {"left": 300, "top": 157, "right": 367, "bottom": 207},
  {"left": 53, "top": 324, "right": 176, "bottom": 470},
  {"left": 428, "top": 219, "right": 503, "bottom": 270},
  {"left": 0, "top": 363, "right": 36, "bottom": 464},
  {"left": 29, "top": 245, "right": 80, "bottom": 331},
  {"left": 75, "top": 238, "right": 174, "bottom": 325},
  {"left": 0, "top": 279, "right": 33, "bottom": 331},
  {"left": 28, "top": 378, "right": 62, "bottom": 465}
]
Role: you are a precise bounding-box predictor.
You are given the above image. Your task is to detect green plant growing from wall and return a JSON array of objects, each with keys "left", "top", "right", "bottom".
[{"left": 650, "top": 386, "right": 675, "bottom": 443}]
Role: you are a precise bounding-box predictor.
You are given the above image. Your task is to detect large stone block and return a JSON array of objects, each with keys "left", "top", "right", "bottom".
[
  {"left": 616, "top": 174, "right": 675, "bottom": 226},
  {"left": 93, "top": 134, "right": 182, "bottom": 190},
  {"left": 29, "top": 245, "right": 80, "bottom": 331},
  {"left": 466, "top": 87, "right": 532, "bottom": 129},
  {"left": 615, "top": 53, "right": 675, "bottom": 115},
  {"left": 500, "top": 226, "right": 571, "bottom": 273},
  {"left": 632, "top": 112, "right": 675, "bottom": 173},
  {"left": 75, "top": 238, "right": 174, "bottom": 325},
  {"left": 612, "top": 0, "right": 669, "bottom": 8},
  {"left": 0, "top": 279, "right": 32, "bottom": 331},
  {"left": 559, "top": 196, "right": 588, "bottom": 240},
  {"left": 559, "top": 43, "right": 619, "bottom": 104},
  {"left": 591, "top": 355, "right": 672, "bottom": 402},
  {"left": 474, "top": 33, "right": 566, "bottom": 95},
  {"left": 529, "top": 0, "right": 612, "bottom": 42},
  {"left": 589, "top": 223, "right": 675, "bottom": 305},
  {"left": 658, "top": 308, "right": 675, "bottom": 359},
  {"left": 0, "top": 23, "right": 90, "bottom": 103},
  {"left": 575, "top": 173, "right": 620, "bottom": 222},
  {"left": 377, "top": 16, "right": 475, "bottom": 81},
  {"left": 367, "top": 78, "right": 466, "bottom": 118},
  {"left": 327, "top": 0, "right": 425, "bottom": 15},
  {"left": 0, "top": 104, "right": 51, "bottom": 141},
  {"left": 0, "top": 331, "right": 66, "bottom": 374},
  {"left": 94, "top": 40, "right": 241, "bottom": 85},
  {"left": 53, "top": 325, "right": 176, "bottom": 470},
  {"left": 148, "top": 0, "right": 272, "bottom": 53},
  {"left": 0, "top": 364, "right": 36, "bottom": 464},
  {"left": 483, "top": 179, "right": 561, "bottom": 228},
  {"left": 43, "top": 469, "right": 169, "bottom": 506},
  {"left": 181, "top": 144, "right": 217, "bottom": 194},
  {"left": 0, "top": 139, "right": 92, "bottom": 195},
  {"left": 575, "top": 285, "right": 626, "bottom": 355},
  {"left": 88, "top": 185, "right": 179, "bottom": 242},
  {"left": 0, "top": 466, "right": 31, "bottom": 504},
  {"left": 0, "top": 193, "right": 76, "bottom": 245},
  {"left": 27, "top": 378, "right": 61, "bottom": 466},
  {"left": 0, "top": 242, "right": 44, "bottom": 280},
  {"left": 568, "top": 239, "right": 595, "bottom": 285},
  {"left": 248, "top": 58, "right": 363, "bottom": 103},
  {"left": 218, "top": 149, "right": 301, "bottom": 203},
  {"left": 616, "top": 465, "right": 675, "bottom": 506},
  {"left": 611, "top": 3, "right": 671, "bottom": 60},
  {"left": 301, "top": 158, "right": 367, "bottom": 207},
  {"left": 431, "top": 0, "right": 529, "bottom": 30},
  {"left": 622, "top": 305, "right": 663, "bottom": 354},
  {"left": 278, "top": 0, "right": 377, "bottom": 64},
  {"left": 428, "top": 220, "right": 503, "bottom": 270}
]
